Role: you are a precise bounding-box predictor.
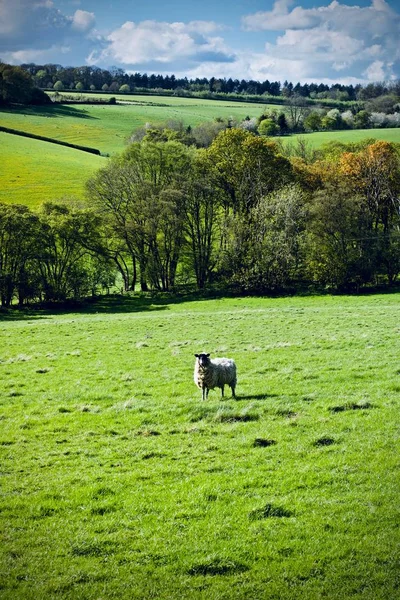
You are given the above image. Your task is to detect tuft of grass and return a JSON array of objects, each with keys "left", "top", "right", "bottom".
[
  {"left": 249, "top": 503, "right": 294, "bottom": 520},
  {"left": 187, "top": 556, "right": 249, "bottom": 576},
  {"left": 329, "top": 401, "right": 374, "bottom": 412}
]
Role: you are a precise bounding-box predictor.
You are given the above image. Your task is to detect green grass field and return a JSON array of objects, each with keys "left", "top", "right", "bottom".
[
  {"left": 288, "top": 128, "right": 400, "bottom": 148},
  {"left": 0, "top": 132, "right": 105, "bottom": 207},
  {"left": 0, "top": 98, "right": 272, "bottom": 156},
  {"left": 1, "top": 293, "right": 399, "bottom": 599},
  {"left": 2, "top": 96, "right": 400, "bottom": 207}
]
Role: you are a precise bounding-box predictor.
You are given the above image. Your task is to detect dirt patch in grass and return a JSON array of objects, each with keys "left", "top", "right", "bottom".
[
  {"left": 253, "top": 438, "right": 277, "bottom": 447},
  {"left": 314, "top": 436, "right": 336, "bottom": 447}
]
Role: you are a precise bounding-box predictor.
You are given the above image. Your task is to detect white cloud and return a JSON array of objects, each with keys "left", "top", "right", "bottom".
[
  {"left": 363, "top": 59, "right": 386, "bottom": 81},
  {"left": 240, "top": 0, "right": 400, "bottom": 84},
  {"left": 0, "top": 0, "right": 95, "bottom": 53},
  {"left": 72, "top": 9, "right": 95, "bottom": 32},
  {"left": 88, "top": 20, "right": 234, "bottom": 68},
  {"left": 2, "top": 45, "right": 70, "bottom": 65}
]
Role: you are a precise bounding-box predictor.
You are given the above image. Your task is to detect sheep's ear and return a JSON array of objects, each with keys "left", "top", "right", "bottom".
[
  {"left": 206, "top": 353, "right": 210, "bottom": 357},
  {"left": 194, "top": 354, "right": 199, "bottom": 357}
]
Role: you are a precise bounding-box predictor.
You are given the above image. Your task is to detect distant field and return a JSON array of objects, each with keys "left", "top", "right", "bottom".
[
  {"left": 0, "top": 97, "right": 272, "bottom": 155},
  {"left": 288, "top": 128, "right": 400, "bottom": 148},
  {"left": 0, "top": 132, "right": 105, "bottom": 207},
  {"left": 2, "top": 95, "right": 400, "bottom": 207},
  {"left": 1, "top": 293, "right": 399, "bottom": 599}
]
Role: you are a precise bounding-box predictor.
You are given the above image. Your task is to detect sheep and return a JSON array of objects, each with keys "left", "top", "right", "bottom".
[{"left": 194, "top": 352, "right": 237, "bottom": 401}]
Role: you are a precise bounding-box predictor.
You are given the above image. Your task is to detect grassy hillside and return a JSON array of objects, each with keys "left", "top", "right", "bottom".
[
  {"left": 0, "top": 132, "right": 105, "bottom": 207},
  {"left": 0, "top": 293, "right": 399, "bottom": 599},
  {"left": 288, "top": 128, "right": 400, "bottom": 148},
  {"left": 0, "top": 98, "right": 272, "bottom": 155},
  {"left": 2, "top": 96, "right": 400, "bottom": 207}
]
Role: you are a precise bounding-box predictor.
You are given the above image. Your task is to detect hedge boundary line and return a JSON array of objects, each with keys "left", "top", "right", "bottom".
[{"left": 0, "top": 125, "right": 101, "bottom": 155}]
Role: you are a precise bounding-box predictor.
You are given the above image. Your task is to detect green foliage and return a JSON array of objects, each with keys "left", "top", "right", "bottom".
[
  {"left": 258, "top": 118, "right": 279, "bottom": 136},
  {"left": 0, "top": 63, "right": 49, "bottom": 105},
  {"left": 0, "top": 294, "right": 400, "bottom": 598}
]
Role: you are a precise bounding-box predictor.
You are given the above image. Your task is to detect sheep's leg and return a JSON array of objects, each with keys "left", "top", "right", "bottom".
[
  {"left": 202, "top": 386, "right": 207, "bottom": 401},
  {"left": 231, "top": 384, "right": 236, "bottom": 398},
  {"left": 221, "top": 384, "right": 225, "bottom": 398}
]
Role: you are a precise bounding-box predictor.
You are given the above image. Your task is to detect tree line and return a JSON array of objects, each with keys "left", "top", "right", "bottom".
[
  {"left": 1, "top": 129, "right": 400, "bottom": 307},
  {"left": 19, "top": 62, "right": 400, "bottom": 102}
]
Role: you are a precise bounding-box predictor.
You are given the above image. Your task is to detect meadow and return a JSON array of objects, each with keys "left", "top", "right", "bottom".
[
  {"left": 0, "top": 97, "right": 273, "bottom": 156},
  {"left": 1, "top": 95, "right": 400, "bottom": 207},
  {"left": 1, "top": 293, "right": 399, "bottom": 599},
  {"left": 0, "top": 132, "right": 105, "bottom": 207},
  {"left": 288, "top": 127, "right": 400, "bottom": 148}
]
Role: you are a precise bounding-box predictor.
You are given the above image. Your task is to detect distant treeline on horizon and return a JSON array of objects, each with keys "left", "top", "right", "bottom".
[{"left": 18, "top": 62, "right": 400, "bottom": 102}]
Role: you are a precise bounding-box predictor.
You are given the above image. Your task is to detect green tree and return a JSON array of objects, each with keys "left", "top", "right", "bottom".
[
  {"left": 53, "top": 80, "right": 64, "bottom": 91},
  {"left": 304, "top": 111, "right": 322, "bottom": 131},
  {"left": 205, "top": 128, "right": 293, "bottom": 216},
  {"left": 258, "top": 119, "right": 279, "bottom": 136},
  {"left": 37, "top": 203, "right": 102, "bottom": 301},
  {"left": 0, "top": 204, "right": 42, "bottom": 306},
  {"left": 223, "top": 185, "right": 307, "bottom": 291},
  {"left": 87, "top": 141, "right": 193, "bottom": 291},
  {"left": 0, "top": 63, "right": 34, "bottom": 104}
]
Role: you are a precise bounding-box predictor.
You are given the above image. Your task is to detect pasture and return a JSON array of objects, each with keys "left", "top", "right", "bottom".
[
  {"left": 0, "top": 132, "right": 105, "bottom": 207},
  {"left": 1, "top": 293, "right": 399, "bottom": 599},
  {"left": 1, "top": 95, "right": 400, "bottom": 207},
  {"left": 0, "top": 97, "right": 271, "bottom": 156},
  {"left": 287, "top": 128, "right": 400, "bottom": 148}
]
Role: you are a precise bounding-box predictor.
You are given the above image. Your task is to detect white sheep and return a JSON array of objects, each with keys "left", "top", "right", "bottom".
[{"left": 194, "top": 352, "right": 237, "bottom": 400}]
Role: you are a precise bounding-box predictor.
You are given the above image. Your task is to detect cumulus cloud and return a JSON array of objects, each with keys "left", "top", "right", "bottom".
[
  {"left": 241, "top": 0, "right": 400, "bottom": 83},
  {"left": 72, "top": 9, "right": 95, "bottom": 32},
  {"left": 0, "top": 0, "right": 95, "bottom": 55},
  {"left": 87, "top": 20, "right": 234, "bottom": 69}
]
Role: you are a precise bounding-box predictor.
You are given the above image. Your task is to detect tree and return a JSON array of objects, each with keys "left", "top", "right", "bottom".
[
  {"left": 339, "top": 141, "right": 400, "bottom": 283},
  {"left": 205, "top": 128, "right": 293, "bottom": 216},
  {"left": 0, "top": 63, "right": 34, "bottom": 104},
  {"left": 87, "top": 141, "right": 193, "bottom": 291},
  {"left": 119, "top": 84, "right": 130, "bottom": 93},
  {"left": 306, "top": 183, "right": 371, "bottom": 290},
  {"left": 37, "top": 203, "right": 102, "bottom": 301},
  {"left": 304, "top": 111, "right": 322, "bottom": 131},
  {"left": 258, "top": 119, "right": 279, "bottom": 136},
  {"left": 182, "top": 159, "right": 222, "bottom": 288},
  {"left": 223, "top": 185, "right": 307, "bottom": 291},
  {"left": 53, "top": 80, "right": 64, "bottom": 91},
  {"left": 75, "top": 81, "right": 84, "bottom": 91},
  {"left": 0, "top": 204, "right": 42, "bottom": 306},
  {"left": 354, "top": 110, "right": 371, "bottom": 129},
  {"left": 287, "top": 95, "right": 309, "bottom": 131}
]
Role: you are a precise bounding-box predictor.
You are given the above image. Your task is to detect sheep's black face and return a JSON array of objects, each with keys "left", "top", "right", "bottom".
[{"left": 195, "top": 353, "right": 211, "bottom": 367}]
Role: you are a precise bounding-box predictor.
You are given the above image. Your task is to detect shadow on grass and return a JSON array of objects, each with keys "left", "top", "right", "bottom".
[
  {"left": 236, "top": 393, "right": 279, "bottom": 401},
  {"left": 0, "top": 104, "right": 98, "bottom": 120},
  {"left": 0, "top": 292, "right": 222, "bottom": 321}
]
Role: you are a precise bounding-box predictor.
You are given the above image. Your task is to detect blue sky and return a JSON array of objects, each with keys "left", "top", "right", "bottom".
[{"left": 1, "top": 0, "right": 399, "bottom": 84}]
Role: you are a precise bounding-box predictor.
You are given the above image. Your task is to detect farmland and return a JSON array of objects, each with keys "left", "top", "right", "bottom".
[
  {"left": 0, "top": 97, "right": 274, "bottom": 156},
  {"left": 1, "top": 293, "right": 399, "bottom": 599},
  {"left": 0, "top": 131, "right": 105, "bottom": 207},
  {"left": 1, "top": 94, "right": 400, "bottom": 207}
]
